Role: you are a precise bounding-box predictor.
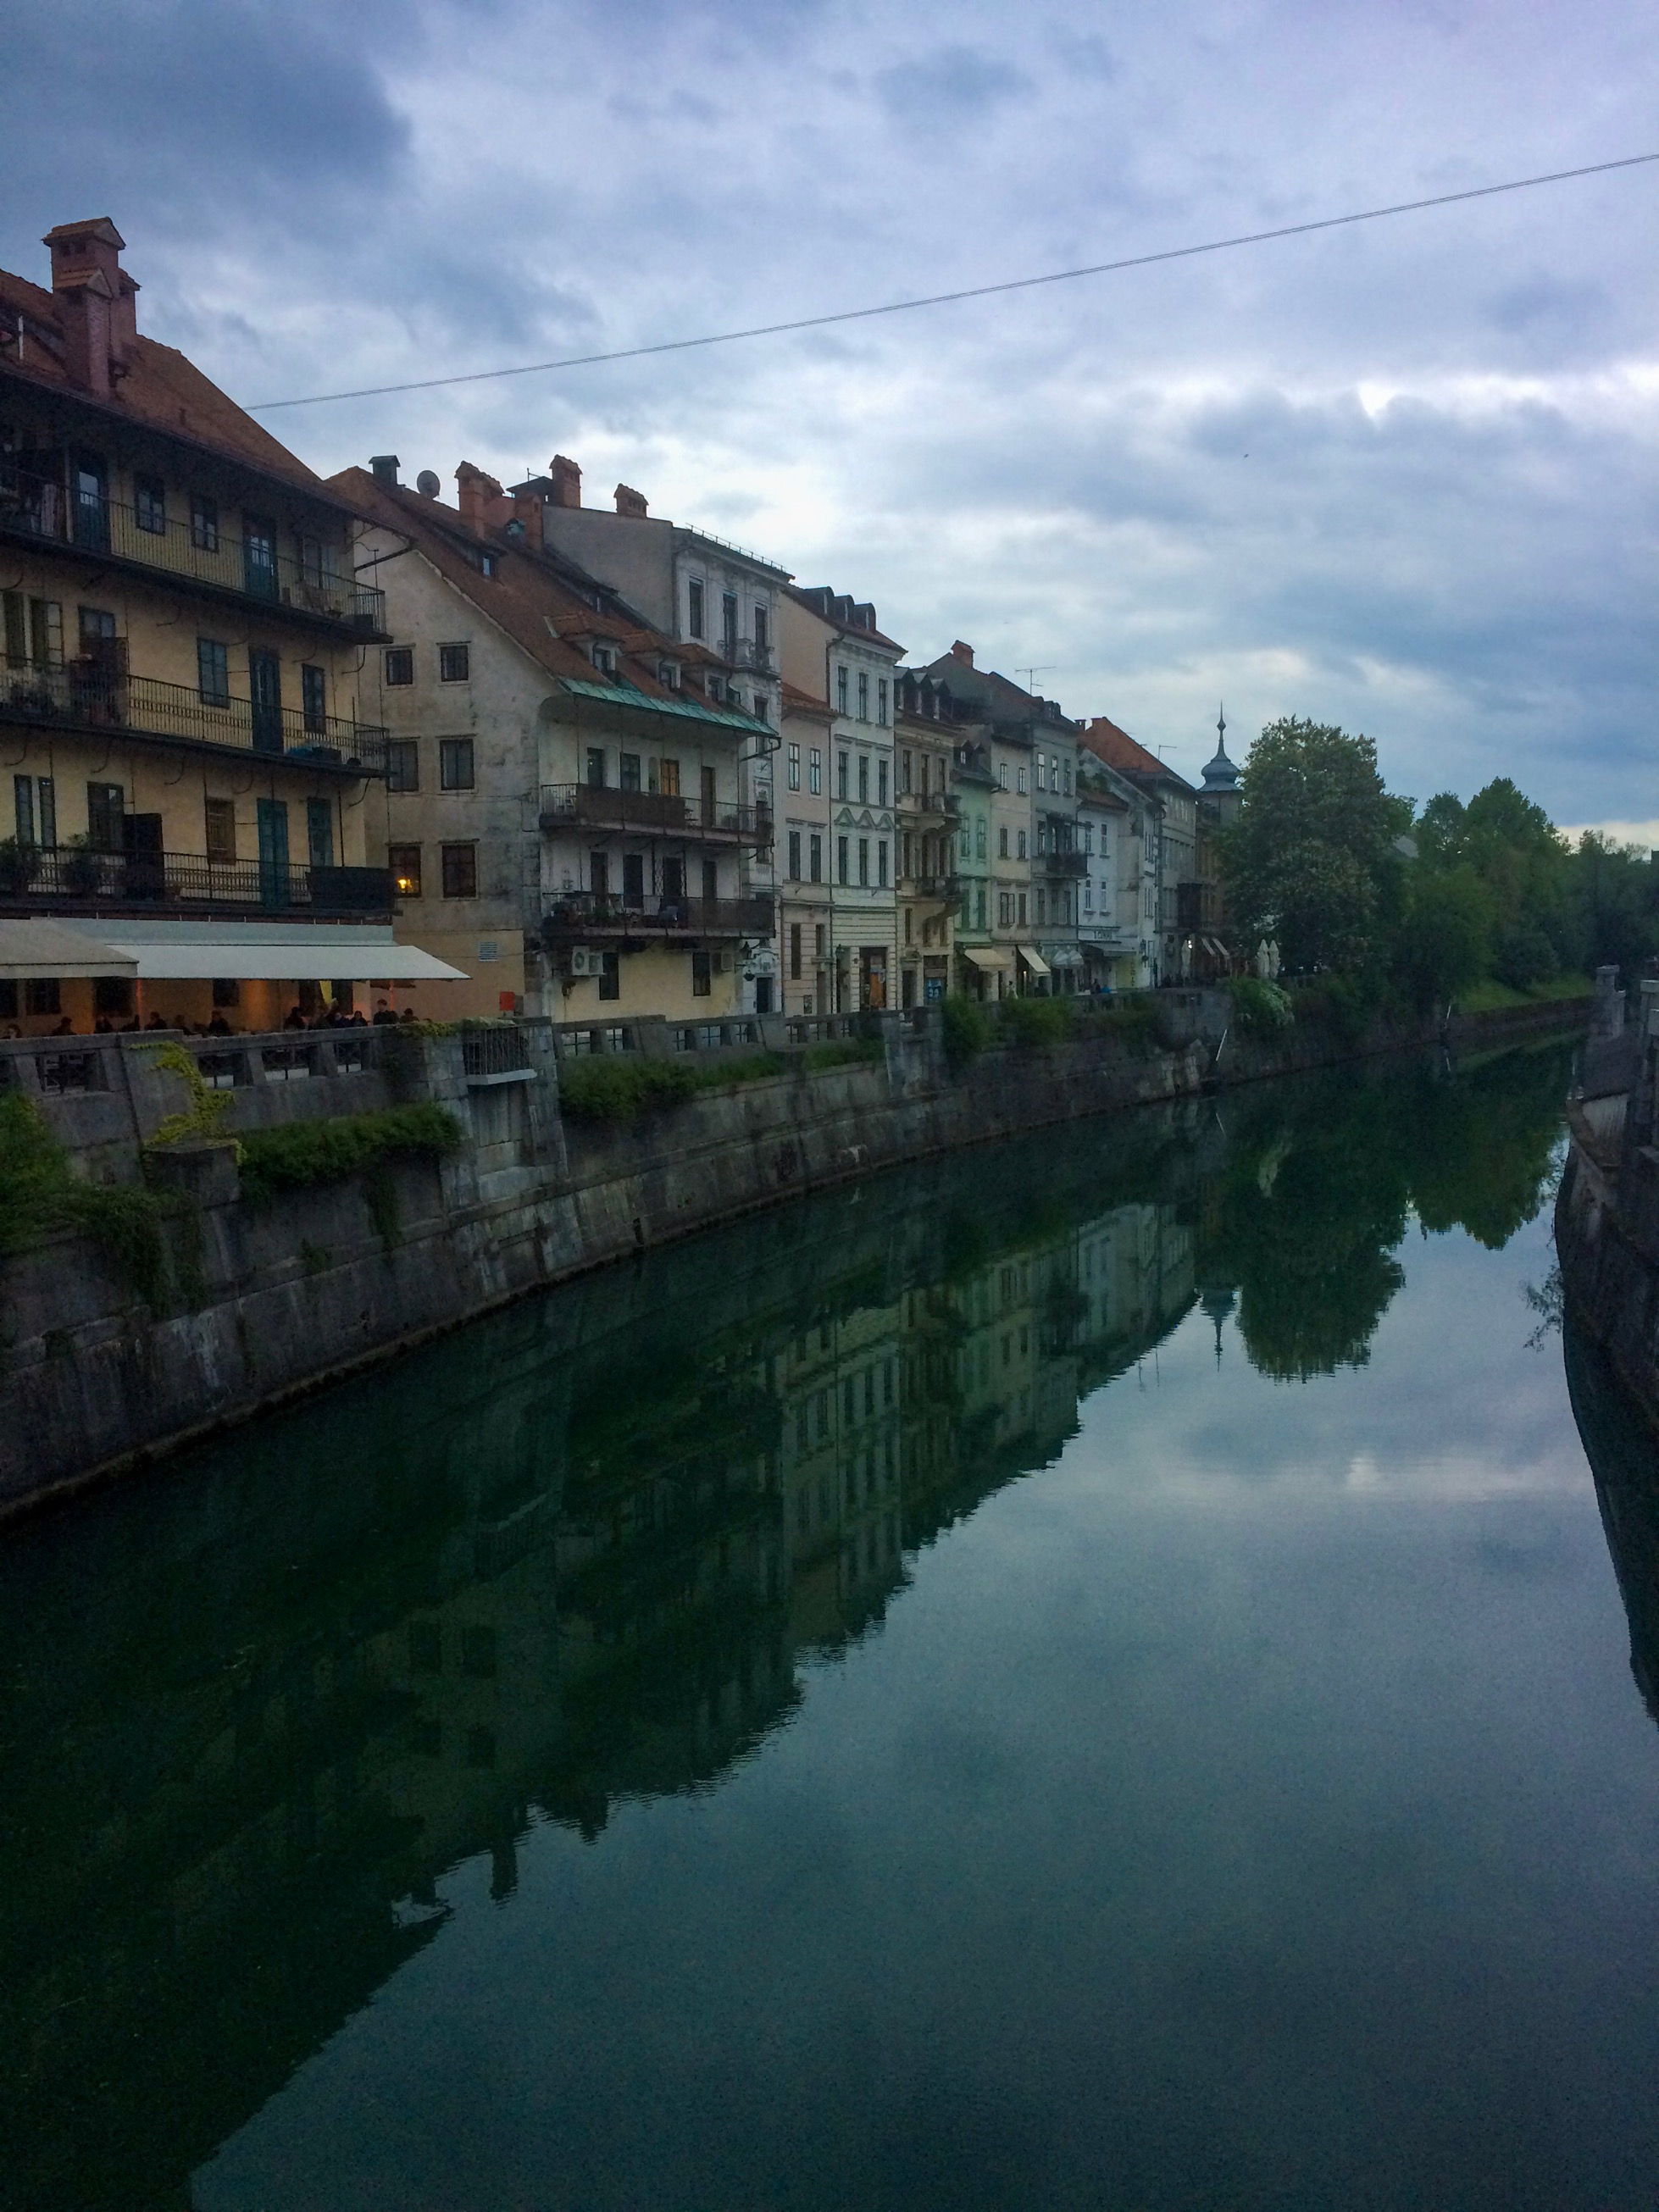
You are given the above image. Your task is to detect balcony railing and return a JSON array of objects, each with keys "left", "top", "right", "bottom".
[
  {"left": 897, "top": 789, "right": 958, "bottom": 819},
  {"left": 538, "top": 783, "right": 772, "bottom": 845},
  {"left": 719, "top": 636, "right": 775, "bottom": 674},
  {"left": 543, "top": 891, "right": 774, "bottom": 940},
  {"left": 0, "top": 845, "right": 395, "bottom": 917},
  {"left": 901, "top": 873, "right": 960, "bottom": 904},
  {"left": 1040, "top": 848, "right": 1089, "bottom": 877},
  {"left": 0, "top": 662, "right": 388, "bottom": 773},
  {"left": 0, "top": 484, "right": 387, "bottom": 635}
]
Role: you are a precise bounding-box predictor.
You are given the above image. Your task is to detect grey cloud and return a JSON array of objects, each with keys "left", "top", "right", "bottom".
[{"left": 874, "top": 44, "right": 1033, "bottom": 122}]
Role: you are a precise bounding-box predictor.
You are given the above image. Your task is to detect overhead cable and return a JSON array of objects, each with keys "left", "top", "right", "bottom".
[{"left": 248, "top": 152, "right": 1659, "bottom": 411}]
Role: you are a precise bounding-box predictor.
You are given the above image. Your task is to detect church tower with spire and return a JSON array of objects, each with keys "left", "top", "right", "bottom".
[{"left": 1200, "top": 704, "right": 1241, "bottom": 828}]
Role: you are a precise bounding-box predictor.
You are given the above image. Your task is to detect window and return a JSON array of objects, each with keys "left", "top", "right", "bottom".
[
  {"left": 389, "top": 844, "right": 422, "bottom": 897},
  {"left": 25, "top": 978, "right": 60, "bottom": 1017},
  {"left": 977, "top": 885, "right": 986, "bottom": 928},
  {"left": 659, "top": 660, "right": 680, "bottom": 689},
  {"left": 386, "top": 739, "right": 419, "bottom": 792},
  {"left": 1036, "top": 754, "right": 1046, "bottom": 791},
  {"left": 1018, "top": 892, "right": 1027, "bottom": 925},
  {"left": 688, "top": 578, "right": 705, "bottom": 638},
  {"left": 837, "top": 750, "right": 849, "bottom": 801},
  {"left": 95, "top": 976, "right": 132, "bottom": 1017},
  {"left": 902, "top": 750, "right": 913, "bottom": 794},
  {"left": 809, "top": 833, "right": 823, "bottom": 883},
  {"left": 857, "top": 672, "right": 869, "bottom": 721},
  {"left": 204, "top": 797, "right": 236, "bottom": 863},
  {"left": 1036, "top": 889, "right": 1046, "bottom": 925},
  {"left": 79, "top": 605, "right": 116, "bottom": 650},
  {"left": 809, "top": 746, "right": 823, "bottom": 795},
  {"left": 439, "top": 738, "right": 474, "bottom": 791},
  {"left": 857, "top": 837, "right": 869, "bottom": 887},
  {"left": 35, "top": 777, "right": 54, "bottom": 848},
  {"left": 307, "top": 797, "right": 334, "bottom": 869},
  {"left": 788, "top": 829, "right": 802, "bottom": 879},
  {"left": 441, "top": 843, "right": 477, "bottom": 898},
  {"left": 691, "top": 946, "right": 712, "bottom": 996},
  {"left": 86, "top": 781, "right": 124, "bottom": 851},
  {"left": 999, "top": 826, "right": 1009, "bottom": 859},
  {"left": 297, "top": 535, "right": 324, "bottom": 588},
  {"left": 722, "top": 590, "right": 738, "bottom": 653},
  {"left": 960, "top": 822, "right": 971, "bottom": 860},
  {"left": 790, "top": 923, "right": 802, "bottom": 980},
  {"left": 1051, "top": 754, "right": 1060, "bottom": 790},
  {"left": 301, "top": 663, "right": 327, "bottom": 733},
  {"left": 597, "top": 950, "right": 620, "bottom": 1002},
  {"left": 438, "top": 642, "right": 470, "bottom": 683},
  {"left": 786, "top": 742, "right": 801, "bottom": 791},
  {"left": 999, "top": 892, "right": 1011, "bottom": 928},
  {"left": 815, "top": 923, "right": 827, "bottom": 962},
  {"left": 754, "top": 604, "right": 769, "bottom": 652},
  {"left": 197, "top": 638, "right": 230, "bottom": 707},
  {"left": 619, "top": 752, "right": 641, "bottom": 792},
  {"left": 878, "top": 758, "right": 889, "bottom": 807},
  {"left": 134, "top": 474, "right": 165, "bottom": 534},
  {"left": 836, "top": 667, "right": 849, "bottom": 716},
  {"left": 1063, "top": 761, "right": 1072, "bottom": 796},
  {"left": 13, "top": 775, "right": 32, "bottom": 845},
  {"left": 752, "top": 690, "right": 768, "bottom": 724},
  {"left": 1017, "top": 766, "right": 1028, "bottom": 794},
  {"left": 1017, "top": 829, "right": 1027, "bottom": 860},
  {"left": 384, "top": 646, "right": 414, "bottom": 686},
  {"left": 242, "top": 513, "right": 277, "bottom": 601},
  {"left": 878, "top": 678, "right": 889, "bottom": 726},
  {"left": 857, "top": 754, "right": 868, "bottom": 805},
  {"left": 190, "top": 493, "right": 218, "bottom": 552},
  {"left": 837, "top": 835, "right": 849, "bottom": 885},
  {"left": 657, "top": 757, "right": 680, "bottom": 796},
  {"left": 592, "top": 644, "right": 615, "bottom": 676},
  {"left": 878, "top": 839, "right": 889, "bottom": 888},
  {"left": 998, "top": 762, "right": 1009, "bottom": 789}
]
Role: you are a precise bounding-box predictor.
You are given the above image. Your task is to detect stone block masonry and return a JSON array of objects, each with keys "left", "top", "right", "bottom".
[{"left": 0, "top": 990, "right": 1592, "bottom": 1516}]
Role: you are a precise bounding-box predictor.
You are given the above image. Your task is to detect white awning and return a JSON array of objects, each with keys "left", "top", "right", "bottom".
[
  {"left": 960, "top": 945, "right": 1013, "bottom": 973},
  {"left": 41, "top": 921, "right": 468, "bottom": 983},
  {"left": 0, "top": 920, "right": 137, "bottom": 980},
  {"left": 1018, "top": 945, "right": 1051, "bottom": 978}
]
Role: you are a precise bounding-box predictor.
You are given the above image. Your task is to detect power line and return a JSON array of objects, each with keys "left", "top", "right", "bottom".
[{"left": 248, "top": 152, "right": 1659, "bottom": 413}]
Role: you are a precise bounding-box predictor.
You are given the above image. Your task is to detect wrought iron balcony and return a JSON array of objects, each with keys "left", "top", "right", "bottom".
[
  {"left": 0, "top": 482, "right": 387, "bottom": 635},
  {"left": 901, "top": 873, "right": 961, "bottom": 904},
  {"left": 0, "top": 662, "right": 388, "bottom": 773},
  {"left": 897, "top": 789, "right": 958, "bottom": 820},
  {"left": 0, "top": 844, "right": 394, "bottom": 918},
  {"left": 1040, "top": 848, "right": 1089, "bottom": 877},
  {"left": 722, "top": 636, "right": 776, "bottom": 674},
  {"left": 538, "top": 783, "right": 773, "bottom": 845},
  {"left": 543, "top": 891, "right": 774, "bottom": 940}
]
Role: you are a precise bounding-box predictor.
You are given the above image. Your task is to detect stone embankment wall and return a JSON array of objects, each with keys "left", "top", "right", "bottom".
[
  {"left": 3, "top": 988, "right": 1592, "bottom": 1515},
  {"left": 1558, "top": 973, "right": 1659, "bottom": 1433}
]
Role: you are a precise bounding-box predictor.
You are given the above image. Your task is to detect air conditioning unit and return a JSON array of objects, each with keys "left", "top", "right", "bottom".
[
  {"left": 567, "top": 946, "right": 598, "bottom": 977},
  {"left": 711, "top": 950, "right": 734, "bottom": 974}
]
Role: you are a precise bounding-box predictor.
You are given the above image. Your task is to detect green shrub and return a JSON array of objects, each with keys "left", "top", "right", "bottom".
[
  {"left": 1086, "top": 995, "right": 1161, "bottom": 1052},
  {"left": 556, "top": 1055, "right": 697, "bottom": 1123},
  {"left": 941, "top": 994, "right": 995, "bottom": 1072},
  {"left": 691, "top": 1051, "right": 788, "bottom": 1091},
  {"left": 0, "top": 1090, "right": 172, "bottom": 1305},
  {"left": 237, "top": 1102, "right": 463, "bottom": 1202},
  {"left": 998, "top": 994, "right": 1075, "bottom": 1050},
  {"left": 1226, "top": 976, "right": 1296, "bottom": 1036},
  {"left": 802, "top": 1037, "right": 883, "bottom": 1073}
]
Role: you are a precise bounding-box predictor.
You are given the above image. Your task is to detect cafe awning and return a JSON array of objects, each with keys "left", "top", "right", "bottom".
[
  {"left": 960, "top": 945, "right": 1013, "bottom": 973},
  {"left": 0, "top": 919, "right": 137, "bottom": 980},
  {"left": 42, "top": 921, "right": 467, "bottom": 983},
  {"left": 1018, "top": 946, "right": 1051, "bottom": 978}
]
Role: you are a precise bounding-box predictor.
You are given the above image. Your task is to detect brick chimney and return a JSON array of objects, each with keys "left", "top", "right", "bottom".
[
  {"left": 369, "top": 454, "right": 400, "bottom": 486},
  {"left": 44, "top": 218, "right": 132, "bottom": 398},
  {"left": 614, "top": 483, "right": 647, "bottom": 518},
  {"left": 547, "top": 455, "right": 582, "bottom": 508},
  {"left": 951, "top": 640, "right": 974, "bottom": 667},
  {"left": 455, "top": 462, "right": 512, "bottom": 533},
  {"left": 510, "top": 489, "right": 545, "bottom": 550}
]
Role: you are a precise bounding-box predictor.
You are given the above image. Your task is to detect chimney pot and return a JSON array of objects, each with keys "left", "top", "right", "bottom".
[
  {"left": 547, "top": 455, "right": 582, "bottom": 508},
  {"left": 44, "top": 219, "right": 129, "bottom": 397},
  {"left": 614, "top": 482, "right": 648, "bottom": 518},
  {"left": 511, "top": 490, "right": 544, "bottom": 550},
  {"left": 370, "top": 454, "right": 401, "bottom": 486},
  {"left": 951, "top": 640, "right": 974, "bottom": 666}
]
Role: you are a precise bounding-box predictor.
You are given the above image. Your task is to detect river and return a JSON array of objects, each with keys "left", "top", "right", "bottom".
[{"left": 6, "top": 1038, "right": 1659, "bottom": 2211}]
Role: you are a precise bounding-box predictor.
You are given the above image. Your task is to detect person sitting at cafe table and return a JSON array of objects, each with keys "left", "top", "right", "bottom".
[
  {"left": 282, "top": 1004, "right": 308, "bottom": 1031},
  {"left": 372, "top": 999, "right": 397, "bottom": 1025},
  {"left": 144, "top": 1011, "right": 169, "bottom": 1031}
]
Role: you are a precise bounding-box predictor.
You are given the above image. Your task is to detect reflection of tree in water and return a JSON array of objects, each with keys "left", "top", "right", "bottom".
[{"left": 1207, "top": 1042, "right": 1573, "bottom": 1382}]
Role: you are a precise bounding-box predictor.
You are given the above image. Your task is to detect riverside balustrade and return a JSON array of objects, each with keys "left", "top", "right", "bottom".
[{"left": 0, "top": 662, "right": 389, "bottom": 773}]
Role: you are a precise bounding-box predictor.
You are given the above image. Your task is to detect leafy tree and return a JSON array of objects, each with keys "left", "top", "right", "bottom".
[
  {"left": 1222, "top": 718, "right": 1400, "bottom": 973},
  {"left": 1571, "top": 832, "right": 1659, "bottom": 985},
  {"left": 1392, "top": 865, "right": 1495, "bottom": 1010}
]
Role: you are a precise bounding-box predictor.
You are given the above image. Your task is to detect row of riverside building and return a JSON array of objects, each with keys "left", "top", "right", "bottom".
[{"left": 0, "top": 219, "right": 1250, "bottom": 1034}]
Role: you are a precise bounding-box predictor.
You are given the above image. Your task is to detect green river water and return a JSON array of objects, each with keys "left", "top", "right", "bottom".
[{"left": 6, "top": 1038, "right": 1659, "bottom": 2211}]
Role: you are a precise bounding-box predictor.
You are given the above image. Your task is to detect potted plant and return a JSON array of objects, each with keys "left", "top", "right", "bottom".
[
  {"left": 0, "top": 837, "right": 38, "bottom": 895},
  {"left": 59, "top": 835, "right": 104, "bottom": 896}
]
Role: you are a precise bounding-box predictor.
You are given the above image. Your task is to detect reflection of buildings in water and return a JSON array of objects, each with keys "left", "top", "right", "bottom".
[{"left": 1567, "top": 1324, "right": 1659, "bottom": 1725}]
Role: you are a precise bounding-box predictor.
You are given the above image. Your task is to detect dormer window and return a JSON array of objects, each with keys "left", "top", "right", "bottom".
[
  {"left": 659, "top": 660, "right": 680, "bottom": 690},
  {"left": 592, "top": 644, "right": 616, "bottom": 676}
]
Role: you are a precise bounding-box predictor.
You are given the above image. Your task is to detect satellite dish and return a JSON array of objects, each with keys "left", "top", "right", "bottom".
[{"left": 416, "top": 470, "right": 441, "bottom": 498}]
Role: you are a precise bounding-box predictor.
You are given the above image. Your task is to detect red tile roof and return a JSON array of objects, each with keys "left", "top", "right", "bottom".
[
  {"left": 0, "top": 263, "right": 346, "bottom": 506},
  {"left": 1079, "top": 715, "right": 1196, "bottom": 792}
]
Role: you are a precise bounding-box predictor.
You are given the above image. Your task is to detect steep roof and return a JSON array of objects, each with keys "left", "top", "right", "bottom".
[
  {"left": 332, "top": 468, "right": 766, "bottom": 735},
  {"left": 911, "top": 649, "right": 1075, "bottom": 734},
  {"left": 785, "top": 584, "right": 904, "bottom": 657},
  {"left": 1079, "top": 715, "right": 1196, "bottom": 794},
  {"left": 0, "top": 263, "right": 346, "bottom": 507}
]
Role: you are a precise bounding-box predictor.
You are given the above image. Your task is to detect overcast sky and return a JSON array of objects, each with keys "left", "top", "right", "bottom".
[{"left": 5, "top": 0, "right": 1656, "bottom": 834}]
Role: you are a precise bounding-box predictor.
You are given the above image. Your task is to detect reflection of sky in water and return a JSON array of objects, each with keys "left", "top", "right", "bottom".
[{"left": 197, "top": 1200, "right": 1659, "bottom": 2212}]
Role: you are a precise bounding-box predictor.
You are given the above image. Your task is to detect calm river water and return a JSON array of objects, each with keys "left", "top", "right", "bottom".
[{"left": 6, "top": 1039, "right": 1659, "bottom": 2212}]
